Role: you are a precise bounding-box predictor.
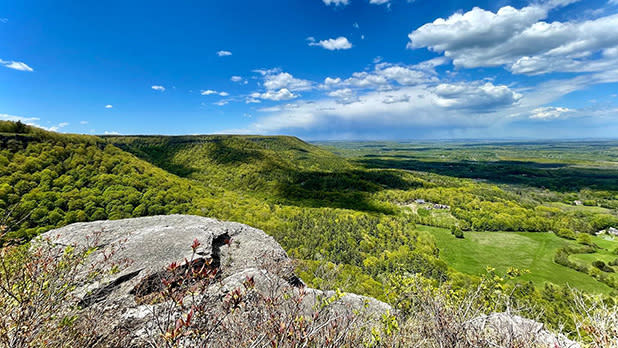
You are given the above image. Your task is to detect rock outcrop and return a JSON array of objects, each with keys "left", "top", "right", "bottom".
[
  {"left": 38, "top": 215, "right": 581, "bottom": 347},
  {"left": 39, "top": 215, "right": 389, "bottom": 346},
  {"left": 465, "top": 313, "right": 580, "bottom": 348}
]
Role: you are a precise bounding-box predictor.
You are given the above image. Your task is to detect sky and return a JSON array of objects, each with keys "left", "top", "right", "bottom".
[{"left": 1, "top": 0, "right": 618, "bottom": 140}]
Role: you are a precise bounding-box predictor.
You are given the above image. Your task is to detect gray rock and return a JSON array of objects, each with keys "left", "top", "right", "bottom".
[
  {"left": 39, "top": 215, "right": 390, "bottom": 346},
  {"left": 466, "top": 312, "right": 581, "bottom": 348}
]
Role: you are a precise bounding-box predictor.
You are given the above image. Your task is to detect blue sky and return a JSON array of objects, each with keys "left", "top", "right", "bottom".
[{"left": 1, "top": 0, "right": 618, "bottom": 139}]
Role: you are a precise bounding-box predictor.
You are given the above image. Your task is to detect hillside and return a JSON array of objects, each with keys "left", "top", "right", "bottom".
[
  {"left": 0, "top": 121, "right": 443, "bottom": 301},
  {"left": 104, "top": 134, "right": 417, "bottom": 212},
  {"left": 2, "top": 121, "right": 618, "bottom": 340},
  {"left": 0, "top": 121, "right": 212, "bottom": 240}
]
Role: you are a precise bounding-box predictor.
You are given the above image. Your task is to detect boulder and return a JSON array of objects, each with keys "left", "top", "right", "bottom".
[
  {"left": 39, "top": 215, "right": 390, "bottom": 346},
  {"left": 466, "top": 312, "right": 581, "bottom": 348}
]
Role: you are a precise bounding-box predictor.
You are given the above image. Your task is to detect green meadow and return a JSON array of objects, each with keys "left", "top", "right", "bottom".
[{"left": 419, "top": 225, "right": 615, "bottom": 294}]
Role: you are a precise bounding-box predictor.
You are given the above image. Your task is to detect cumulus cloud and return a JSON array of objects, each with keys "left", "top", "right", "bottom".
[
  {"left": 323, "top": 0, "right": 349, "bottom": 6},
  {"left": 308, "top": 36, "right": 353, "bottom": 50},
  {"left": 251, "top": 88, "right": 298, "bottom": 101},
  {"left": 0, "top": 113, "right": 71, "bottom": 132},
  {"left": 201, "top": 90, "right": 218, "bottom": 95},
  {"left": 0, "top": 113, "right": 41, "bottom": 125},
  {"left": 105, "top": 104, "right": 113, "bottom": 109},
  {"left": 231, "top": 76, "right": 247, "bottom": 84},
  {"left": 328, "top": 88, "right": 359, "bottom": 104},
  {"left": 408, "top": 4, "right": 618, "bottom": 74},
  {"left": 320, "top": 60, "right": 439, "bottom": 90},
  {"left": 530, "top": 106, "right": 574, "bottom": 119},
  {"left": 217, "top": 50, "right": 232, "bottom": 57},
  {"left": 236, "top": 55, "right": 618, "bottom": 138},
  {"left": 152, "top": 85, "right": 166, "bottom": 92},
  {"left": 0, "top": 59, "right": 34, "bottom": 72},
  {"left": 263, "top": 72, "right": 313, "bottom": 91},
  {"left": 241, "top": 80, "right": 524, "bottom": 138},
  {"left": 434, "top": 82, "right": 522, "bottom": 111},
  {"left": 370, "top": 0, "right": 390, "bottom": 5}
]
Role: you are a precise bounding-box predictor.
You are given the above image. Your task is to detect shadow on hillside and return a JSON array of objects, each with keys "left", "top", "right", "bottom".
[
  {"left": 208, "top": 139, "right": 266, "bottom": 165},
  {"left": 109, "top": 136, "right": 425, "bottom": 214},
  {"left": 357, "top": 157, "right": 618, "bottom": 192},
  {"left": 274, "top": 169, "right": 423, "bottom": 214}
]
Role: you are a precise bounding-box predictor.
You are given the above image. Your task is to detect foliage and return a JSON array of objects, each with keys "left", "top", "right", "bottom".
[{"left": 0, "top": 230, "right": 123, "bottom": 347}]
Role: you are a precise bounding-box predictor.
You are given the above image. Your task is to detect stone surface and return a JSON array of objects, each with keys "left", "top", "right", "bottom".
[
  {"left": 39, "top": 215, "right": 390, "bottom": 346},
  {"left": 466, "top": 312, "right": 581, "bottom": 348},
  {"left": 38, "top": 215, "right": 580, "bottom": 347}
]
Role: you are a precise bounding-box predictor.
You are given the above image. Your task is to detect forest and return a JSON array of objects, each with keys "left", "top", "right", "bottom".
[{"left": 1, "top": 121, "right": 618, "bottom": 342}]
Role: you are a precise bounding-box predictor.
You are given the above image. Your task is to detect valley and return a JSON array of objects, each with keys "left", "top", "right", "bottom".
[{"left": 2, "top": 121, "right": 618, "bottom": 339}]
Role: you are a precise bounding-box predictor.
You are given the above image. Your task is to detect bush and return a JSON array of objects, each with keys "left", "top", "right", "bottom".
[
  {"left": 592, "top": 260, "right": 615, "bottom": 273},
  {"left": 0, "top": 231, "right": 125, "bottom": 347},
  {"left": 576, "top": 233, "right": 595, "bottom": 247},
  {"left": 556, "top": 228, "right": 576, "bottom": 240}
]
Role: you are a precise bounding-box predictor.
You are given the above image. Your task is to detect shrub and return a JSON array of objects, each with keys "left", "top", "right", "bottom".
[
  {"left": 0, "top": 231, "right": 125, "bottom": 347},
  {"left": 576, "top": 233, "right": 595, "bottom": 247},
  {"left": 556, "top": 228, "right": 576, "bottom": 240},
  {"left": 592, "top": 260, "right": 614, "bottom": 273}
]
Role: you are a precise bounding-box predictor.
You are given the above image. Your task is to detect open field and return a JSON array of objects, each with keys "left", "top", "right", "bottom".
[{"left": 417, "top": 225, "right": 615, "bottom": 294}]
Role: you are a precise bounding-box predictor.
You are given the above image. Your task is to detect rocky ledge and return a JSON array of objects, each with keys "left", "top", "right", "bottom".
[
  {"left": 39, "top": 215, "right": 390, "bottom": 346},
  {"left": 39, "top": 215, "right": 580, "bottom": 347}
]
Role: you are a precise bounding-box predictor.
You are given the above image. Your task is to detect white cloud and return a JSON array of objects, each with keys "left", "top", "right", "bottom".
[
  {"left": 0, "top": 113, "right": 70, "bottom": 132},
  {"left": 263, "top": 72, "right": 313, "bottom": 91},
  {"left": 322, "top": 77, "right": 342, "bottom": 88},
  {"left": 408, "top": 4, "right": 618, "bottom": 75},
  {"left": 104, "top": 131, "right": 120, "bottom": 135},
  {"left": 328, "top": 88, "right": 359, "bottom": 104},
  {"left": 369, "top": 0, "right": 390, "bottom": 4},
  {"left": 308, "top": 36, "right": 353, "bottom": 50},
  {"left": 327, "top": 61, "right": 438, "bottom": 90},
  {"left": 200, "top": 89, "right": 229, "bottom": 97},
  {"left": 242, "top": 80, "right": 523, "bottom": 137},
  {"left": 251, "top": 88, "right": 298, "bottom": 101},
  {"left": 105, "top": 104, "right": 113, "bottom": 109},
  {"left": 0, "top": 113, "right": 41, "bottom": 125},
  {"left": 377, "top": 65, "right": 432, "bottom": 85},
  {"left": 80, "top": 121, "right": 88, "bottom": 125},
  {"left": 215, "top": 100, "right": 229, "bottom": 106},
  {"left": 530, "top": 106, "right": 574, "bottom": 119},
  {"left": 382, "top": 94, "right": 411, "bottom": 104},
  {"left": 47, "top": 122, "right": 69, "bottom": 132},
  {"left": 323, "top": 0, "right": 350, "bottom": 6},
  {"left": 0, "top": 59, "right": 34, "bottom": 72},
  {"left": 152, "top": 85, "right": 166, "bottom": 92},
  {"left": 231, "top": 76, "right": 247, "bottom": 84},
  {"left": 434, "top": 82, "right": 522, "bottom": 111},
  {"left": 217, "top": 50, "right": 232, "bottom": 57},
  {"left": 345, "top": 71, "right": 389, "bottom": 88}
]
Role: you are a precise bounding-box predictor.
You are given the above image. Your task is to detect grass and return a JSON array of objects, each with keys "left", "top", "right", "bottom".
[
  {"left": 570, "top": 235, "right": 618, "bottom": 277},
  {"left": 544, "top": 202, "right": 614, "bottom": 214},
  {"left": 418, "top": 225, "right": 614, "bottom": 294}
]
